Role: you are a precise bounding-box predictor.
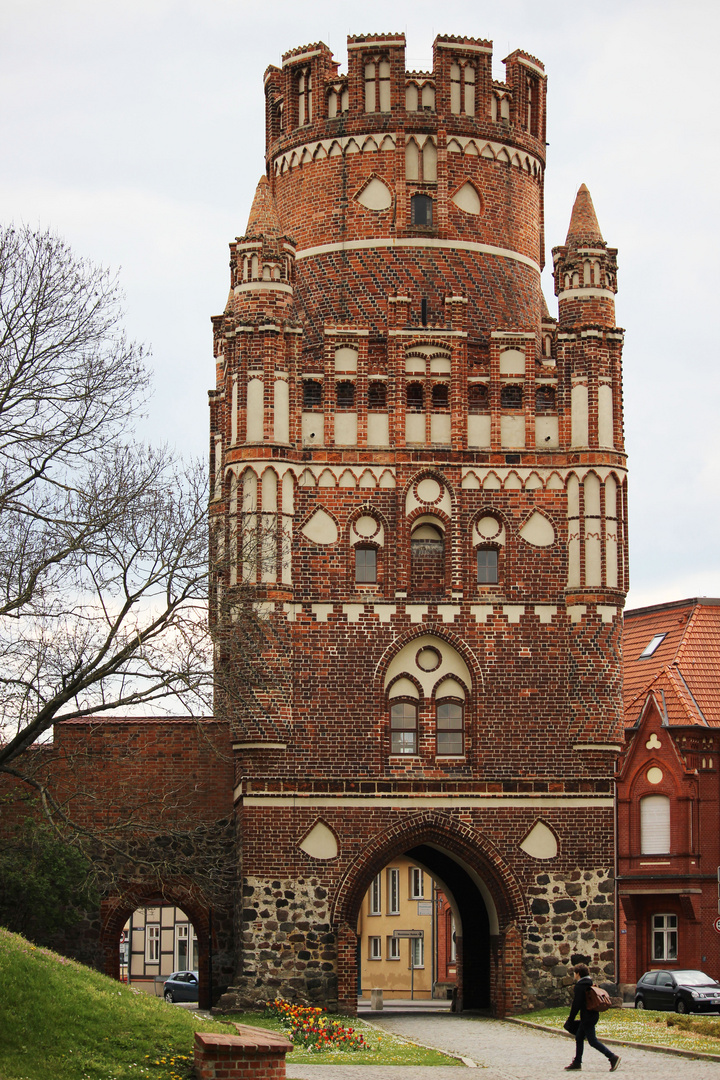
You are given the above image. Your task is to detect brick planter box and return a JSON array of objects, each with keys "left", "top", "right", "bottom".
[{"left": 194, "top": 1025, "right": 293, "bottom": 1080}]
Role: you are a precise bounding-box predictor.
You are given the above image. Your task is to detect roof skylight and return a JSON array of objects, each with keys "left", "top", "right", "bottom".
[{"left": 638, "top": 633, "right": 667, "bottom": 659}]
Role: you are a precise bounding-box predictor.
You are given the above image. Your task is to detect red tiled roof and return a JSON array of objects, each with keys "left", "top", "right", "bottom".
[{"left": 623, "top": 599, "right": 720, "bottom": 728}]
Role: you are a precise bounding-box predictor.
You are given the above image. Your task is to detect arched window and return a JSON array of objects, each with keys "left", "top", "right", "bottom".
[
  {"left": 406, "top": 382, "right": 424, "bottom": 411},
  {"left": 436, "top": 700, "right": 464, "bottom": 756},
  {"left": 477, "top": 548, "right": 498, "bottom": 585},
  {"left": 411, "top": 521, "right": 445, "bottom": 595},
  {"left": 535, "top": 385, "right": 555, "bottom": 412},
  {"left": 390, "top": 701, "right": 418, "bottom": 755},
  {"left": 303, "top": 380, "right": 322, "bottom": 409},
  {"left": 640, "top": 794, "right": 670, "bottom": 855},
  {"left": 411, "top": 194, "right": 433, "bottom": 227},
  {"left": 431, "top": 383, "right": 449, "bottom": 409},
  {"left": 355, "top": 545, "right": 377, "bottom": 584},
  {"left": 336, "top": 381, "right": 355, "bottom": 409},
  {"left": 468, "top": 384, "right": 489, "bottom": 413},
  {"left": 501, "top": 384, "right": 523, "bottom": 410},
  {"left": 368, "top": 382, "right": 387, "bottom": 409}
]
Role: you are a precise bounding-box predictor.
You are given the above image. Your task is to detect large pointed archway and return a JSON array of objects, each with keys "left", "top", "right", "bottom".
[{"left": 333, "top": 812, "right": 526, "bottom": 1015}]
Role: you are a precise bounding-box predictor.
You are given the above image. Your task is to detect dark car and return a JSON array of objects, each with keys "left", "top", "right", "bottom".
[
  {"left": 635, "top": 969, "right": 720, "bottom": 1013},
  {"left": 163, "top": 970, "right": 199, "bottom": 1004}
]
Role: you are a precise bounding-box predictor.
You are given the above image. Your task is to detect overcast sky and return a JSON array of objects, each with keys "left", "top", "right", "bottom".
[{"left": 2, "top": 0, "right": 718, "bottom": 611}]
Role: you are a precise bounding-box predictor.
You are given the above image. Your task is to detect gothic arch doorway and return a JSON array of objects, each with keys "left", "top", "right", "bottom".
[{"left": 333, "top": 815, "right": 525, "bottom": 1015}]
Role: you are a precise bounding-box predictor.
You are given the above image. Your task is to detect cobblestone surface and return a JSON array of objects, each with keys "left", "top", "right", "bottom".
[{"left": 286, "top": 1011, "right": 720, "bottom": 1079}]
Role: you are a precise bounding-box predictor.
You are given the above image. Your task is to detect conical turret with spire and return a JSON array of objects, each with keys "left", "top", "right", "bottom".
[
  {"left": 225, "top": 175, "right": 296, "bottom": 320},
  {"left": 552, "top": 184, "right": 617, "bottom": 328}
]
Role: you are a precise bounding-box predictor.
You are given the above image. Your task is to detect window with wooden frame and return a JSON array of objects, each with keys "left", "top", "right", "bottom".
[
  {"left": 387, "top": 935, "right": 401, "bottom": 960},
  {"left": 390, "top": 700, "right": 418, "bottom": 755},
  {"left": 146, "top": 924, "right": 160, "bottom": 963},
  {"left": 368, "top": 935, "right": 382, "bottom": 959},
  {"left": 436, "top": 699, "right": 464, "bottom": 756},
  {"left": 409, "top": 866, "right": 424, "bottom": 899},
  {"left": 355, "top": 545, "right": 377, "bottom": 584},
  {"left": 387, "top": 867, "right": 400, "bottom": 914},
  {"left": 410, "top": 935, "right": 424, "bottom": 967},
  {"left": 652, "top": 913, "right": 678, "bottom": 961},
  {"left": 477, "top": 547, "right": 499, "bottom": 585},
  {"left": 369, "top": 873, "right": 382, "bottom": 915}
]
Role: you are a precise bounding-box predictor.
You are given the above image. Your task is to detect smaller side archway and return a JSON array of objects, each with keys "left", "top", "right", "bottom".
[{"left": 100, "top": 886, "right": 223, "bottom": 1010}]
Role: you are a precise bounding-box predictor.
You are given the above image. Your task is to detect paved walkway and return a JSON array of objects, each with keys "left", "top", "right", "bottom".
[{"left": 286, "top": 1011, "right": 720, "bottom": 1079}]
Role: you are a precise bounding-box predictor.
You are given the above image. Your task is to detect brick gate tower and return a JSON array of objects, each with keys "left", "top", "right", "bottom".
[{"left": 209, "top": 33, "right": 627, "bottom": 1014}]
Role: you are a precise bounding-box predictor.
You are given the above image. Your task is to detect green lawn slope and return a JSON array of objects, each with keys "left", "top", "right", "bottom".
[
  {"left": 0, "top": 928, "right": 223, "bottom": 1080},
  {"left": 0, "top": 928, "right": 457, "bottom": 1078}
]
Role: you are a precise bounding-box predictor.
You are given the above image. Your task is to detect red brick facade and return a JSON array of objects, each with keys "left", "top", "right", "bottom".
[
  {"left": 617, "top": 600, "right": 720, "bottom": 995},
  {"left": 210, "top": 32, "right": 628, "bottom": 1015}
]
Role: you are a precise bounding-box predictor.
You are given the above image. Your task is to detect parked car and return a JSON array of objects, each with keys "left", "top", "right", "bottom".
[
  {"left": 163, "top": 970, "right": 199, "bottom": 1004},
  {"left": 634, "top": 970, "right": 720, "bottom": 1013}
]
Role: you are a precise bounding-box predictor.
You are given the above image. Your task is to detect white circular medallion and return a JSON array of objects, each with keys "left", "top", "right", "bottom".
[
  {"left": 416, "top": 647, "right": 441, "bottom": 672},
  {"left": 476, "top": 515, "right": 502, "bottom": 540},
  {"left": 647, "top": 767, "right": 663, "bottom": 785},
  {"left": 416, "top": 478, "right": 441, "bottom": 503},
  {"left": 354, "top": 515, "right": 378, "bottom": 538}
]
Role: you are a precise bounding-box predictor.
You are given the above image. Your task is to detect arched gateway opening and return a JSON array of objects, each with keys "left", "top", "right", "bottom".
[
  {"left": 334, "top": 814, "right": 526, "bottom": 1016},
  {"left": 100, "top": 888, "right": 215, "bottom": 1010}
]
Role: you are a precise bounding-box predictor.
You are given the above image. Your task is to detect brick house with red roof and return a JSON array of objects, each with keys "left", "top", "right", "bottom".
[{"left": 617, "top": 599, "right": 720, "bottom": 994}]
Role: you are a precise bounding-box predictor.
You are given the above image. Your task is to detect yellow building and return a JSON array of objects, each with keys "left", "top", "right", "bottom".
[{"left": 357, "top": 856, "right": 437, "bottom": 1000}]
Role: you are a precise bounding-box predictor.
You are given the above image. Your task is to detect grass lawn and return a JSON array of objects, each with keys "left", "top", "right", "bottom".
[
  {"left": 517, "top": 1006, "right": 720, "bottom": 1057},
  {"left": 218, "top": 1010, "right": 459, "bottom": 1066},
  {"left": 0, "top": 928, "right": 457, "bottom": 1079}
]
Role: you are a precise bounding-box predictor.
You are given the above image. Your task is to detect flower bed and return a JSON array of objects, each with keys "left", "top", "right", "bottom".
[{"left": 264, "top": 998, "right": 368, "bottom": 1052}]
